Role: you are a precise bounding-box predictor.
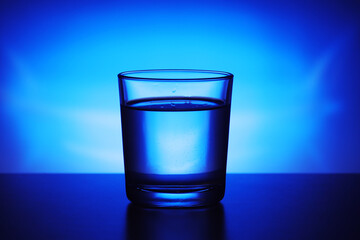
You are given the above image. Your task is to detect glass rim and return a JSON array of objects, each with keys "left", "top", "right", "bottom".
[{"left": 118, "top": 69, "right": 233, "bottom": 81}]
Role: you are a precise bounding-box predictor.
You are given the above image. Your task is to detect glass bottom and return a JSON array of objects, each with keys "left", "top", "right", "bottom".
[{"left": 126, "top": 183, "right": 225, "bottom": 208}]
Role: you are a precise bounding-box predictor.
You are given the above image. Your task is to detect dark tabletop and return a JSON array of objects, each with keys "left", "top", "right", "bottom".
[{"left": 0, "top": 174, "right": 359, "bottom": 240}]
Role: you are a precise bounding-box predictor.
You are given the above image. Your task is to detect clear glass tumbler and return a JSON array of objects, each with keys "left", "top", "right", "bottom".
[{"left": 118, "top": 69, "right": 233, "bottom": 207}]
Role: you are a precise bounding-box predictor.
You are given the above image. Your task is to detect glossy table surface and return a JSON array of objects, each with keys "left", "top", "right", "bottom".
[{"left": 1, "top": 174, "right": 359, "bottom": 240}]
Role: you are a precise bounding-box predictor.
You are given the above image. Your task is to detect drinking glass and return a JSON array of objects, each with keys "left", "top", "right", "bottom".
[{"left": 118, "top": 69, "right": 233, "bottom": 207}]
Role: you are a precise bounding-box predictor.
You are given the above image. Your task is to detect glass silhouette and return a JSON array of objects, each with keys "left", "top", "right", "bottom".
[{"left": 118, "top": 69, "right": 233, "bottom": 207}]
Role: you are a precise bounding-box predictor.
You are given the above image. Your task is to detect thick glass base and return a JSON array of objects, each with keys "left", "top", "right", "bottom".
[{"left": 126, "top": 184, "right": 225, "bottom": 208}]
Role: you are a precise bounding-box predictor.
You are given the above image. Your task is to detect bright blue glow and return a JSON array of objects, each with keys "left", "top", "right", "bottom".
[
  {"left": 0, "top": 0, "right": 359, "bottom": 173},
  {"left": 154, "top": 192, "right": 197, "bottom": 200}
]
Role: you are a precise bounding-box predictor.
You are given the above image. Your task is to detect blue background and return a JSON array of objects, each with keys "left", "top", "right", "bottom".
[{"left": 0, "top": 0, "right": 359, "bottom": 173}]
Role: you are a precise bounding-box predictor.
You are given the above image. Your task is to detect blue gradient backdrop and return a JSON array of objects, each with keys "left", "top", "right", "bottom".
[{"left": 0, "top": 0, "right": 359, "bottom": 173}]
